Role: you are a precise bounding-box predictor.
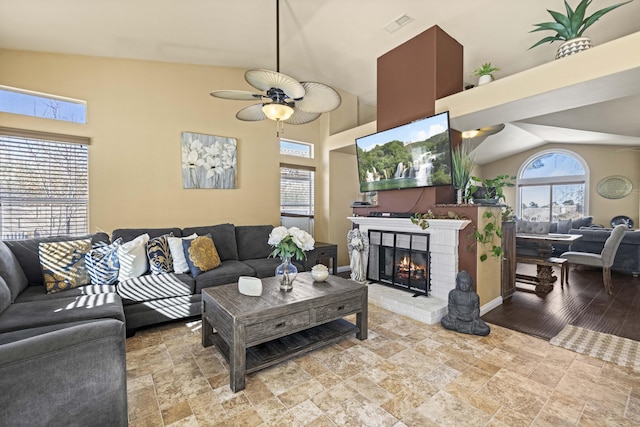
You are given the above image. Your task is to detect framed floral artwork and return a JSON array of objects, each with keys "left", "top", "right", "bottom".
[{"left": 181, "top": 132, "right": 237, "bottom": 189}]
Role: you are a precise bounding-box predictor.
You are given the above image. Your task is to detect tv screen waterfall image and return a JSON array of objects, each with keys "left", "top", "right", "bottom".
[{"left": 355, "top": 111, "right": 453, "bottom": 192}]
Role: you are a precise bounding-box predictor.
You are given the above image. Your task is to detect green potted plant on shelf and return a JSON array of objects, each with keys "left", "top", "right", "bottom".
[
  {"left": 529, "top": 0, "right": 633, "bottom": 59},
  {"left": 472, "top": 62, "right": 500, "bottom": 85},
  {"left": 467, "top": 175, "right": 515, "bottom": 261},
  {"left": 467, "top": 174, "right": 515, "bottom": 205},
  {"left": 451, "top": 141, "right": 475, "bottom": 203}
]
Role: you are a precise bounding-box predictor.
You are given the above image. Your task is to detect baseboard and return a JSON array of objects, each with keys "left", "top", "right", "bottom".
[
  {"left": 337, "top": 265, "right": 350, "bottom": 274},
  {"left": 480, "top": 296, "right": 503, "bottom": 316}
]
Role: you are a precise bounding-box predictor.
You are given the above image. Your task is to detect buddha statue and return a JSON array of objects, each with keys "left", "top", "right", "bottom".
[{"left": 441, "top": 270, "right": 490, "bottom": 336}]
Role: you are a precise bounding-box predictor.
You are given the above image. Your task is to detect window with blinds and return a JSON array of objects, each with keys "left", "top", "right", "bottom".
[
  {"left": 280, "top": 165, "right": 314, "bottom": 216},
  {"left": 0, "top": 131, "right": 89, "bottom": 240}
]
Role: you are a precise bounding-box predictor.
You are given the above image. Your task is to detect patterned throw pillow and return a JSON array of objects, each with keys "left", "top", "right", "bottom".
[
  {"left": 85, "top": 238, "right": 122, "bottom": 285},
  {"left": 182, "top": 234, "right": 221, "bottom": 277},
  {"left": 39, "top": 239, "right": 92, "bottom": 294},
  {"left": 146, "top": 233, "right": 174, "bottom": 275}
]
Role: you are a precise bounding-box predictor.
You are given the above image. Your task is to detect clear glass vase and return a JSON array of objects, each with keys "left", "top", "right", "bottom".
[{"left": 275, "top": 256, "right": 298, "bottom": 292}]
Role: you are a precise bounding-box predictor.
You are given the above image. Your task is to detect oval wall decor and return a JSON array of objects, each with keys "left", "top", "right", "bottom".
[{"left": 597, "top": 175, "right": 632, "bottom": 199}]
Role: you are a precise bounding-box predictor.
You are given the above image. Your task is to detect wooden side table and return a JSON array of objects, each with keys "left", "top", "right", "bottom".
[{"left": 304, "top": 242, "right": 338, "bottom": 275}]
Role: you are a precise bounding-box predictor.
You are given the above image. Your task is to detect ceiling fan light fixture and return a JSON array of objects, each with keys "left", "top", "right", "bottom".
[
  {"left": 462, "top": 129, "right": 480, "bottom": 139},
  {"left": 262, "top": 102, "right": 294, "bottom": 121},
  {"left": 209, "top": 0, "right": 340, "bottom": 131}
]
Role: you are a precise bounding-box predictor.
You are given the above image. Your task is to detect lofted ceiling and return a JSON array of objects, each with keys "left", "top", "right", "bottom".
[{"left": 1, "top": 0, "right": 640, "bottom": 161}]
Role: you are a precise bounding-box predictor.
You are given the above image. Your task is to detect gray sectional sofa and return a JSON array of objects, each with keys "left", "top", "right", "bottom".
[
  {"left": 0, "top": 223, "right": 295, "bottom": 427},
  {"left": 568, "top": 227, "right": 640, "bottom": 276},
  {"left": 0, "top": 232, "right": 127, "bottom": 427},
  {"left": 516, "top": 217, "right": 640, "bottom": 276}
]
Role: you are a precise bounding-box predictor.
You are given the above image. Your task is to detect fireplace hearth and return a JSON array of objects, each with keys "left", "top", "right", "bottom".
[
  {"left": 368, "top": 230, "right": 429, "bottom": 296},
  {"left": 348, "top": 216, "right": 471, "bottom": 324}
]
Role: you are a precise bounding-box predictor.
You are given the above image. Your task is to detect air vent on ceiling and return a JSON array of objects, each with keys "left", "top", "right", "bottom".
[{"left": 384, "top": 14, "right": 414, "bottom": 33}]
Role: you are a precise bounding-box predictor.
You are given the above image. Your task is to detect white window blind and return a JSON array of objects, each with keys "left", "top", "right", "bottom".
[
  {"left": 280, "top": 165, "right": 314, "bottom": 216},
  {"left": 0, "top": 130, "right": 89, "bottom": 239}
]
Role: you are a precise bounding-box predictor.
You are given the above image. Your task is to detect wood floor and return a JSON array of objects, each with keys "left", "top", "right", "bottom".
[{"left": 482, "top": 263, "right": 640, "bottom": 341}]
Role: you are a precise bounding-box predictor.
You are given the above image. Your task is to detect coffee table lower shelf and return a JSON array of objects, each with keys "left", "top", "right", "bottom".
[{"left": 208, "top": 319, "right": 357, "bottom": 374}]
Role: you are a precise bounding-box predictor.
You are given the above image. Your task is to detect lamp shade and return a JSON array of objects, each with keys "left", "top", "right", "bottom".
[{"left": 262, "top": 103, "right": 294, "bottom": 121}]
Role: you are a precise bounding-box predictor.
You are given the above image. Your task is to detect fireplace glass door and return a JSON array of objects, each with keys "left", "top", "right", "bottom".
[{"left": 368, "top": 230, "right": 430, "bottom": 296}]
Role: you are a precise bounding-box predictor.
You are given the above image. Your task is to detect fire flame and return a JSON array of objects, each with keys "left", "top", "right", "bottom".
[{"left": 399, "top": 256, "right": 423, "bottom": 271}]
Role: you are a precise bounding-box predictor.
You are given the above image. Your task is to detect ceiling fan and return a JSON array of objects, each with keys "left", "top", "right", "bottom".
[{"left": 210, "top": 0, "right": 341, "bottom": 131}]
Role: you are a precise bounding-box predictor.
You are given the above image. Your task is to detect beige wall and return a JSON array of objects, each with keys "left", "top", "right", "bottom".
[
  {"left": 328, "top": 150, "right": 359, "bottom": 266},
  {"left": 479, "top": 143, "right": 640, "bottom": 227},
  {"left": 0, "top": 49, "right": 359, "bottom": 244},
  {"left": 326, "top": 122, "right": 376, "bottom": 266}
]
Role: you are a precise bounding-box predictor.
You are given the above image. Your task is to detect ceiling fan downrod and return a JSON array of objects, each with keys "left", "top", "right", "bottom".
[{"left": 276, "top": 0, "right": 280, "bottom": 73}]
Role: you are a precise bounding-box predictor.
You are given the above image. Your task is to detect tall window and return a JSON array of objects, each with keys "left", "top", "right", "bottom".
[
  {"left": 0, "top": 129, "right": 89, "bottom": 239},
  {"left": 517, "top": 149, "right": 588, "bottom": 222},
  {"left": 280, "top": 165, "right": 314, "bottom": 216},
  {"left": 279, "top": 138, "right": 315, "bottom": 234}
]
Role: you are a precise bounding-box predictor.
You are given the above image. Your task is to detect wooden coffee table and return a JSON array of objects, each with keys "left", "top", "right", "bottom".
[{"left": 201, "top": 272, "right": 368, "bottom": 392}]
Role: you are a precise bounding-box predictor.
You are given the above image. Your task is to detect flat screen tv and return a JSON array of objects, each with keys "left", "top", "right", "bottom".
[{"left": 355, "top": 111, "right": 453, "bottom": 192}]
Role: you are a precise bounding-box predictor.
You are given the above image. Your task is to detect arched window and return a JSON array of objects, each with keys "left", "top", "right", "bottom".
[{"left": 517, "top": 149, "right": 589, "bottom": 222}]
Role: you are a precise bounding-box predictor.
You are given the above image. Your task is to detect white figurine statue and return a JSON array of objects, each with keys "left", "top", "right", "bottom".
[{"left": 347, "top": 229, "right": 369, "bottom": 283}]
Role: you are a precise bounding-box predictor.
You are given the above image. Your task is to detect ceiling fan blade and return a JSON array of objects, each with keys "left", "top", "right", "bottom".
[
  {"left": 284, "top": 108, "right": 321, "bottom": 125},
  {"left": 245, "top": 69, "right": 305, "bottom": 100},
  {"left": 236, "top": 104, "right": 267, "bottom": 121},
  {"left": 210, "top": 90, "right": 265, "bottom": 101},
  {"left": 296, "top": 82, "right": 342, "bottom": 113}
]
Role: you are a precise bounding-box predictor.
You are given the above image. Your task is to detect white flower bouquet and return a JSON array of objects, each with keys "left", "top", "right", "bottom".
[{"left": 268, "top": 226, "right": 315, "bottom": 261}]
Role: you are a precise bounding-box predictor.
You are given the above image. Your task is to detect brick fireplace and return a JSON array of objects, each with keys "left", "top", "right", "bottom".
[{"left": 348, "top": 216, "right": 470, "bottom": 324}]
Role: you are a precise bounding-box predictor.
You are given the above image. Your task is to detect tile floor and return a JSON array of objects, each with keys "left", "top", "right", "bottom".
[{"left": 126, "top": 305, "right": 640, "bottom": 426}]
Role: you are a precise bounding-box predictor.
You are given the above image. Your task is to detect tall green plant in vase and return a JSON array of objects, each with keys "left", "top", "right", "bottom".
[{"left": 451, "top": 141, "right": 475, "bottom": 204}]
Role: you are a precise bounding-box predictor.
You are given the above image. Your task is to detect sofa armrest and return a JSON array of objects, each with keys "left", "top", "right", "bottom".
[{"left": 0, "top": 319, "right": 127, "bottom": 427}]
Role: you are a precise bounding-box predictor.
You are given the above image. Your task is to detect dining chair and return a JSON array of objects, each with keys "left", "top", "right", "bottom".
[{"left": 560, "top": 224, "right": 627, "bottom": 295}]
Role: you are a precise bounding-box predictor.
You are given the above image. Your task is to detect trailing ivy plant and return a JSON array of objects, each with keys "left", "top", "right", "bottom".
[
  {"left": 467, "top": 175, "right": 515, "bottom": 262},
  {"left": 473, "top": 209, "right": 505, "bottom": 262},
  {"left": 410, "top": 210, "right": 466, "bottom": 230},
  {"left": 410, "top": 175, "right": 515, "bottom": 262}
]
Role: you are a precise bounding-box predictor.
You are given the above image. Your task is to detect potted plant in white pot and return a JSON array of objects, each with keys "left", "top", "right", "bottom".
[
  {"left": 529, "top": 0, "right": 633, "bottom": 59},
  {"left": 472, "top": 62, "right": 500, "bottom": 86}
]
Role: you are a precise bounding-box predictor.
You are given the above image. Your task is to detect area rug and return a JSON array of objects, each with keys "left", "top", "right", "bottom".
[{"left": 550, "top": 324, "right": 640, "bottom": 370}]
